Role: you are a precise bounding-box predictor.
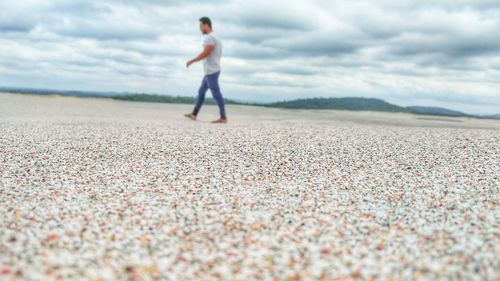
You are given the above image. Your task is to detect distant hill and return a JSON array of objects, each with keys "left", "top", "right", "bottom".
[
  {"left": 0, "top": 87, "right": 116, "bottom": 98},
  {"left": 110, "top": 93, "right": 242, "bottom": 105},
  {"left": 266, "top": 97, "right": 410, "bottom": 112},
  {"left": 1, "top": 87, "right": 498, "bottom": 120},
  {"left": 112, "top": 94, "right": 199, "bottom": 104},
  {"left": 487, "top": 113, "right": 500, "bottom": 120},
  {"left": 406, "top": 106, "right": 469, "bottom": 117}
]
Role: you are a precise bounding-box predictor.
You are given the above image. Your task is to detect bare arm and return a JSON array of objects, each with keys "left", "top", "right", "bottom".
[{"left": 186, "top": 45, "right": 215, "bottom": 67}]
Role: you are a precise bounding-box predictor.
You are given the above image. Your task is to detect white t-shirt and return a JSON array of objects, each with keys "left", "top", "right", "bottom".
[{"left": 202, "top": 33, "right": 222, "bottom": 75}]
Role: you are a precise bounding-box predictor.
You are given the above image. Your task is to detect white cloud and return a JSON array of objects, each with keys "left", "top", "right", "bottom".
[{"left": 0, "top": 0, "right": 499, "bottom": 114}]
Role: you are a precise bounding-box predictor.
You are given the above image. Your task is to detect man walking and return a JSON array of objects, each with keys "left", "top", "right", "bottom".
[{"left": 185, "top": 17, "right": 228, "bottom": 124}]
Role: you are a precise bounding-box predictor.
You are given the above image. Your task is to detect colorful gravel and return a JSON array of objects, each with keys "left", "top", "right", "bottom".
[{"left": 1, "top": 93, "right": 499, "bottom": 280}]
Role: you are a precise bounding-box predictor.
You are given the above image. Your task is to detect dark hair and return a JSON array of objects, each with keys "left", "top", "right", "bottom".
[{"left": 199, "top": 17, "right": 212, "bottom": 28}]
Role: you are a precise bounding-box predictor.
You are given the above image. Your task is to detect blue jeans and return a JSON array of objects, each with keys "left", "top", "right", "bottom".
[{"left": 192, "top": 71, "right": 227, "bottom": 119}]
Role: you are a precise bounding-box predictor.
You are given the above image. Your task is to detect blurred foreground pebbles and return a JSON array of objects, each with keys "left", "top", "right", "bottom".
[{"left": 0, "top": 99, "right": 499, "bottom": 280}]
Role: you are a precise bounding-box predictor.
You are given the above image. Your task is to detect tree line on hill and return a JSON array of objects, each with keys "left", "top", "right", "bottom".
[{"left": 1, "top": 87, "right": 498, "bottom": 120}]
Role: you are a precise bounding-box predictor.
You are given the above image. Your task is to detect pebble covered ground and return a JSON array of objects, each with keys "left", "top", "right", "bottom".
[{"left": 1, "top": 94, "right": 499, "bottom": 280}]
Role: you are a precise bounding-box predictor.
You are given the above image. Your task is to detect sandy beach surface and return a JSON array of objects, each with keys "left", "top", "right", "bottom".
[{"left": 1, "top": 92, "right": 499, "bottom": 280}]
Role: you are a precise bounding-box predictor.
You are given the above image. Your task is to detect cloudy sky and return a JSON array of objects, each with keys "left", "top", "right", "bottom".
[{"left": 1, "top": 0, "right": 499, "bottom": 114}]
